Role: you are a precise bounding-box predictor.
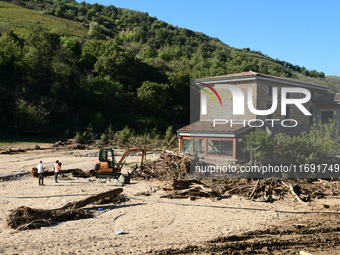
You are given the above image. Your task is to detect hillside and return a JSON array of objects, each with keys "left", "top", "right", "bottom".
[
  {"left": 0, "top": 1, "right": 87, "bottom": 36},
  {"left": 0, "top": 0, "right": 339, "bottom": 138}
]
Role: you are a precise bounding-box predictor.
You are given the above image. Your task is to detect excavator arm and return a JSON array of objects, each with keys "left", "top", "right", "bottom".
[{"left": 116, "top": 147, "right": 146, "bottom": 172}]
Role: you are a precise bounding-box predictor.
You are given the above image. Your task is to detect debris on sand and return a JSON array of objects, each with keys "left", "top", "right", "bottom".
[
  {"left": 6, "top": 207, "right": 93, "bottom": 230},
  {"left": 161, "top": 178, "right": 340, "bottom": 202},
  {"left": 131, "top": 151, "right": 191, "bottom": 180},
  {"left": 31, "top": 167, "right": 89, "bottom": 178},
  {"left": 161, "top": 179, "right": 221, "bottom": 200},
  {"left": 6, "top": 188, "right": 124, "bottom": 230}
]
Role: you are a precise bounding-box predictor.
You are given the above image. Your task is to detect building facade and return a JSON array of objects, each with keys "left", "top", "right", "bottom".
[{"left": 177, "top": 71, "right": 339, "bottom": 162}]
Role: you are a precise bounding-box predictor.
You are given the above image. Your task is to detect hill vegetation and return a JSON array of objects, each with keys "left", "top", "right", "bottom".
[{"left": 0, "top": 0, "right": 339, "bottom": 139}]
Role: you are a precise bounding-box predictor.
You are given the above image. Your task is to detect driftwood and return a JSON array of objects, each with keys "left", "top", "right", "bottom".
[
  {"left": 6, "top": 188, "right": 123, "bottom": 230},
  {"left": 31, "top": 167, "right": 88, "bottom": 178},
  {"left": 0, "top": 148, "right": 26, "bottom": 154},
  {"left": 249, "top": 180, "right": 260, "bottom": 200},
  {"left": 161, "top": 179, "right": 220, "bottom": 200},
  {"left": 289, "top": 184, "right": 308, "bottom": 205},
  {"left": 61, "top": 188, "right": 123, "bottom": 209}
]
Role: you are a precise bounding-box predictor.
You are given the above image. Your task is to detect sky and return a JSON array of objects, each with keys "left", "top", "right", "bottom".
[{"left": 84, "top": 0, "right": 340, "bottom": 76}]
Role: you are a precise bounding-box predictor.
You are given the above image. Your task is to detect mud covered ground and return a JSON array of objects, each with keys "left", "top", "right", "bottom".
[
  {"left": 156, "top": 212, "right": 340, "bottom": 254},
  {"left": 0, "top": 142, "right": 339, "bottom": 254}
]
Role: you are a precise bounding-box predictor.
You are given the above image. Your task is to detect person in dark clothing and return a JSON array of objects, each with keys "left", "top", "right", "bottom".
[{"left": 37, "top": 160, "right": 45, "bottom": 186}]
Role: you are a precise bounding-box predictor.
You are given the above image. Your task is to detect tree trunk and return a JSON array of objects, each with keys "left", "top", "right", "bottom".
[{"left": 60, "top": 188, "right": 123, "bottom": 209}]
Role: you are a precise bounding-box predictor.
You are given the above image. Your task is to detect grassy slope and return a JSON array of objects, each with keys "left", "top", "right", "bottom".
[
  {"left": 0, "top": 1, "right": 87, "bottom": 37},
  {"left": 0, "top": 1, "right": 338, "bottom": 92}
]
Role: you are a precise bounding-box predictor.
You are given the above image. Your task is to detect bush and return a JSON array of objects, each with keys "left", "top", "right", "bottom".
[
  {"left": 74, "top": 125, "right": 95, "bottom": 144},
  {"left": 74, "top": 131, "right": 93, "bottom": 144},
  {"left": 115, "top": 126, "right": 133, "bottom": 143},
  {"left": 274, "top": 120, "right": 340, "bottom": 164},
  {"left": 164, "top": 125, "right": 176, "bottom": 147}
]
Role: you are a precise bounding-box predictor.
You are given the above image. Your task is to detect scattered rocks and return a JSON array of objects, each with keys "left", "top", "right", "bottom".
[{"left": 73, "top": 151, "right": 99, "bottom": 157}]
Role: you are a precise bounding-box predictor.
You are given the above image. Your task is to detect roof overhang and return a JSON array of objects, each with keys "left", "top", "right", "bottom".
[
  {"left": 177, "top": 132, "right": 237, "bottom": 138},
  {"left": 177, "top": 125, "right": 254, "bottom": 138},
  {"left": 196, "top": 76, "right": 328, "bottom": 92}
]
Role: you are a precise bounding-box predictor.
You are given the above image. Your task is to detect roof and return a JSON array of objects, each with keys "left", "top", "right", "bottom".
[
  {"left": 177, "top": 121, "right": 253, "bottom": 136},
  {"left": 265, "top": 124, "right": 310, "bottom": 136},
  {"left": 314, "top": 93, "right": 340, "bottom": 104},
  {"left": 177, "top": 121, "right": 311, "bottom": 137},
  {"left": 194, "top": 71, "right": 328, "bottom": 91}
]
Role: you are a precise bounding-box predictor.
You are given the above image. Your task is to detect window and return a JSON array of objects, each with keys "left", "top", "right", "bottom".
[
  {"left": 193, "top": 139, "right": 205, "bottom": 155},
  {"left": 208, "top": 140, "right": 233, "bottom": 156},
  {"left": 267, "top": 86, "right": 272, "bottom": 95},
  {"left": 182, "top": 139, "right": 192, "bottom": 153},
  {"left": 182, "top": 138, "right": 234, "bottom": 157},
  {"left": 182, "top": 139, "right": 205, "bottom": 155},
  {"left": 321, "top": 111, "right": 334, "bottom": 123},
  {"left": 221, "top": 140, "right": 233, "bottom": 156},
  {"left": 208, "top": 140, "right": 220, "bottom": 155}
]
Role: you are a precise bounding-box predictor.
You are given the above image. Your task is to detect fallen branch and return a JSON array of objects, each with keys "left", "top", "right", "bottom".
[
  {"left": 6, "top": 188, "right": 124, "bottom": 230},
  {"left": 289, "top": 184, "right": 308, "bottom": 205},
  {"left": 249, "top": 180, "right": 260, "bottom": 200},
  {"left": 61, "top": 188, "right": 123, "bottom": 209}
]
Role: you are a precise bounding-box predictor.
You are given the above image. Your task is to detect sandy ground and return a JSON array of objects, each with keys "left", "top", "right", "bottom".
[{"left": 0, "top": 143, "right": 339, "bottom": 254}]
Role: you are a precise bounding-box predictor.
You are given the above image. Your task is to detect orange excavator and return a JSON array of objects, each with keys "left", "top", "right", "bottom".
[{"left": 90, "top": 147, "right": 146, "bottom": 178}]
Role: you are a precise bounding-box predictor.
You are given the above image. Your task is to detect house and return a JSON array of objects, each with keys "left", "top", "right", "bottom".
[
  {"left": 177, "top": 71, "right": 339, "bottom": 162},
  {"left": 314, "top": 93, "right": 340, "bottom": 123}
]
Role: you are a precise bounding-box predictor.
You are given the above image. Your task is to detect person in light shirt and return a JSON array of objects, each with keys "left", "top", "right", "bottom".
[{"left": 37, "top": 160, "right": 45, "bottom": 186}]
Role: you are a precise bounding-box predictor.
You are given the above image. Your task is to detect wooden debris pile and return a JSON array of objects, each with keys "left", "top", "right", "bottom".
[
  {"left": 6, "top": 188, "right": 123, "bottom": 230},
  {"left": 71, "top": 168, "right": 89, "bottom": 177},
  {"left": 161, "top": 179, "right": 221, "bottom": 200},
  {"left": 31, "top": 167, "right": 89, "bottom": 178},
  {"left": 0, "top": 145, "right": 41, "bottom": 154},
  {"left": 95, "top": 193, "right": 129, "bottom": 205},
  {"left": 7, "top": 207, "right": 93, "bottom": 230},
  {"left": 160, "top": 178, "right": 340, "bottom": 202},
  {"left": 131, "top": 151, "right": 191, "bottom": 180},
  {"left": 0, "top": 148, "right": 26, "bottom": 154}
]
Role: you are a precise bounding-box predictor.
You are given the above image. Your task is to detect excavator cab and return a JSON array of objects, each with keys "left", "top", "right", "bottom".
[
  {"left": 99, "top": 148, "right": 114, "bottom": 168},
  {"left": 93, "top": 148, "right": 117, "bottom": 175}
]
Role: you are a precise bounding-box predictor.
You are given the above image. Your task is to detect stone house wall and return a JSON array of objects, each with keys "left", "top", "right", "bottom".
[
  {"left": 199, "top": 79, "right": 324, "bottom": 126},
  {"left": 200, "top": 80, "right": 257, "bottom": 121}
]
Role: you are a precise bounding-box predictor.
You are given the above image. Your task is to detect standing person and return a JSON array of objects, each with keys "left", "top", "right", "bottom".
[
  {"left": 54, "top": 160, "right": 61, "bottom": 183},
  {"left": 37, "top": 160, "right": 45, "bottom": 186}
]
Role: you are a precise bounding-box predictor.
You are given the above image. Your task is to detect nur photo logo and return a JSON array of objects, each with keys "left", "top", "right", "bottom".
[{"left": 196, "top": 82, "right": 223, "bottom": 115}]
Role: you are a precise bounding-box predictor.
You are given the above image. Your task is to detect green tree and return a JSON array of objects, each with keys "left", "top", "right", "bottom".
[
  {"left": 0, "top": 31, "right": 24, "bottom": 86},
  {"left": 137, "top": 81, "right": 172, "bottom": 114},
  {"left": 13, "top": 99, "right": 50, "bottom": 135},
  {"left": 242, "top": 129, "right": 274, "bottom": 165},
  {"left": 88, "top": 21, "right": 104, "bottom": 39}
]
